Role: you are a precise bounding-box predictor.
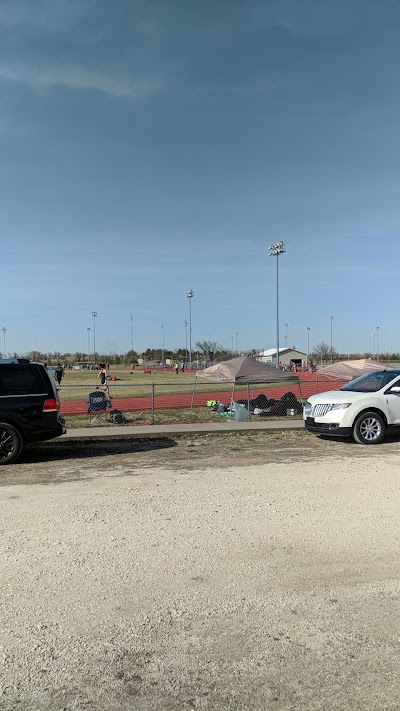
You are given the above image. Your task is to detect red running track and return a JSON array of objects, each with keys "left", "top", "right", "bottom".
[{"left": 60, "top": 375, "right": 346, "bottom": 416}]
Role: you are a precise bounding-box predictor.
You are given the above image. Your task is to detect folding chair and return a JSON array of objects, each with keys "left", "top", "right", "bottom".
[{"left": 87, "top": 391, "right": 109, "bottom": 425}]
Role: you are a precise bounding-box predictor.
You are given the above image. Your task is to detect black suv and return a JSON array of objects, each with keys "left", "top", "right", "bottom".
[{"left": 0, "top": 359, "right": 66, "bottom": 465}]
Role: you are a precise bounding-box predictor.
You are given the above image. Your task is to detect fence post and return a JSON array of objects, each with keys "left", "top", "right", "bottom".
[
  {"left": 247, "top": 383, "right": 250, "bottom": 421},
  {"left": 298, "top": 380, "right": 303, "bottom": 406},
  {"left": 151, "top": 383, "right": 155, "bottom": 424}
]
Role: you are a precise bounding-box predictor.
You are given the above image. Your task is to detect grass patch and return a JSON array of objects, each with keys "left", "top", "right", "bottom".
[
  {"left": 64, "top": 407, "right": 303, "bottom": 429},
  {"left": 65, "top": 406, "right": 222, "bottom": 428}
]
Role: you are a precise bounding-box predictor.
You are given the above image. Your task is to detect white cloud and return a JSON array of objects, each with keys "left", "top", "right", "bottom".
[{"left": 0, "top": 62, "right": 157, "bottom": 99}]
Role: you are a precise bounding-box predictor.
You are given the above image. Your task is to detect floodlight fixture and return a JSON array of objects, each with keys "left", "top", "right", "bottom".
[{"left": 268, "top": 241, "right": 286, "bottom": 257}]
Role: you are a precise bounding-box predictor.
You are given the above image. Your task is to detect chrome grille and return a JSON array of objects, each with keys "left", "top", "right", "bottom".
[{"left": 312, "top": 404, "right": 332, "bottom": 418}]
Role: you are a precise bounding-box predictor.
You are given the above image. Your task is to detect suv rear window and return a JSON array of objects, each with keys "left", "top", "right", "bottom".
[{"left": 0, "top": 366, "right": 48, "bottom": 396}]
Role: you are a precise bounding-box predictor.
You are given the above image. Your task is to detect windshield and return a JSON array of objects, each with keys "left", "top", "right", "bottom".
[{"left": 340, "top": 371, "right": 399, "bottom": 392}]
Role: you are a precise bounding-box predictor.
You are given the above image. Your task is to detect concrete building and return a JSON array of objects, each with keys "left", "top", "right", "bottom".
[{"left": 258, "top": 347, "right": 308, "bottom": 369}]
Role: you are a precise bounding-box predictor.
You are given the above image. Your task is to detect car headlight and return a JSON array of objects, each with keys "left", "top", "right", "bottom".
[
  {"left": 330, "top": 403, "right": 352, "bottom": 410},
  {"left": 304, "top": 402, "right": 312, "bottom": 416}
]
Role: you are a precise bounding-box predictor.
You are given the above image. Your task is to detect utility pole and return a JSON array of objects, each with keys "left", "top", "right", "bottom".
[
  {"left": 184, "top": 320, "right": 188, "bottom": 363},
  {"left": 185, "top": 290, "right": 194, "bottom": 367},
  {"left": 91, "top": 311, "right": 97, "bottom": 365},
  {"left": 268, "top": 242, "right": 286, "bottom": 367},
  {"left": 87, "top": 328, "right": 91, "bottom": 365}
]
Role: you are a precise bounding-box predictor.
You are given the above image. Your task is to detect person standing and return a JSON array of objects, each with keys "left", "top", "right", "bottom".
[
  {"left": 98, "top": 363, "right": 110, "bottom": 396},
  {"left": 312, "top": 360, "right": 316, "bottom": 374},
  {"left": 98, "top": 363, "right": 107, "bottom": 385},
  {"left": 55, "top": 363, "right": 63, "bottom": 387},
  {"left": 175, "top": 362, "right": 179, "bottom": 374}
]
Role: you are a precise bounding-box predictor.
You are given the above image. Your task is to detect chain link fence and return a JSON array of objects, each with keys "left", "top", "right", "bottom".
[{"left": 56, "top": 375, "right": 346, "bottom": 428}]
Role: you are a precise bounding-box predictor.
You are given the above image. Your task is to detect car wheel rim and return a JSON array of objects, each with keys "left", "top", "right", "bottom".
[
  {"left": 360, "top": 418, "right": 381, "bottom": 441},
  {"left": 0, "top": 431, "right": 14, "bottom": 460}
]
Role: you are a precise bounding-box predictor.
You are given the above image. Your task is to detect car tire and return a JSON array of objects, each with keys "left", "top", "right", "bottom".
[
  {"left": 353, "top": 411, "right": 386, "bottom": 445},
  {"left": 0, "top": 423, "right": 23, "bottom": 465}
]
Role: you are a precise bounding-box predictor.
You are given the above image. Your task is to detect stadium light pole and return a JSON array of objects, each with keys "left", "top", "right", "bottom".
[
  {"left": 130, "top": 314, "right": 134, "bottom": 356},
  {"left": 91, "top": 311, "right": 97, "bottom": 365},
  {"left": 307, "top": 326, "right": 311, "bottom": 367},
  {"left": 2, "top": 327, "right": 6, "bottom": 356},
  {"left": 330, "top": 315, "right": 335, "bottom": 363},
  {"left": 376, "top": 326, "right": 380, "bottom": 360},
  {"left": 185, "top": 290, "right": 194, "bottom": 367},
  {"left": 87, "top": 328, "right": 91, "bottom": 365},
  {"left": 184, "top": 320, "right": 188, "bottom": 362},
  {"left": 231, "top": 335, "right": 234, "bottom": 353},
  {"left": 268, "top": 241, "right": 286, "bottom": 367},
  {"left": 235, "top": 331, "right": 239, "bottom": 356},
  {"left": 161, "top": 324, "right": 165, "bottom": 364}
]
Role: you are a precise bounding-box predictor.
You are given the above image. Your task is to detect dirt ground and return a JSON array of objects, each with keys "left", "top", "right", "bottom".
[{"left": 1, "top": 431, "right": 400, "bottom": 710}]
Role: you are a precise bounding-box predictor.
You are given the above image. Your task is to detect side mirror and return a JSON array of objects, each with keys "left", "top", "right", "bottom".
[{"left": 389, "top": 386, "right": 400, "bottom": 393}]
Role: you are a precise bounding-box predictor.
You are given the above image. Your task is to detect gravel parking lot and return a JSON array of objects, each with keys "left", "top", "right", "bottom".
[{"left": 1, "top": 431, "right": 400, "bottom": 710}]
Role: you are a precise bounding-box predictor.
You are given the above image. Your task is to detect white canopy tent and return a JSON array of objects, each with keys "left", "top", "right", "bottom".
[
  {"left": 192, "top": 356, "right": 300, "bottom": 417},
  {"left": 196, "top": 356, "right": 299, "bottom": 383},
  {"left": 317, "top": 359, "right": 386, "bottom": 381}
]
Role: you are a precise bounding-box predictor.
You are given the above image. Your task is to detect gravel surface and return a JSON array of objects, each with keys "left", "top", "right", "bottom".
[{"left": 1, "top": 431, "right": 400, "bottom": 710}]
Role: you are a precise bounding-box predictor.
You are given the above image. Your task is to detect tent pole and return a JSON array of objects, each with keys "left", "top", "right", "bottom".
[
  {"left": 191, "top": 378, "right": 196, "bottom": 409},
  {"left": 247, "top": 383, "right": 250, "bottom": 421},
  {"left": 298, "top": 379, "right": 303, "bottom": 410}
]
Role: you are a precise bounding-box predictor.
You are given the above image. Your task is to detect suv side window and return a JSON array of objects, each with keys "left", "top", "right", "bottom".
[{"left": 0, "top": 366, "right": 48, "bottom": 396}]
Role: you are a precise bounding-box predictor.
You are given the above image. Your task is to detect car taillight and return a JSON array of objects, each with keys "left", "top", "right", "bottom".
[{"left": 43, "top": 398, "right": 58, "bottom": 412}]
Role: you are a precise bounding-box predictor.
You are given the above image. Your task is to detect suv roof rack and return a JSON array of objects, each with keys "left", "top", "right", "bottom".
[{"left": 0, "top": 358, "right": 30, "bottom": 364}]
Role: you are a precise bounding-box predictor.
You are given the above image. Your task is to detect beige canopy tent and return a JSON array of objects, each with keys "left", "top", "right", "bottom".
[
  {"left": 196, "top": 356, "right": 298, "bottom": 383},
  {"left": 192, "top": 356, "right": 299, "bottom": 417},
  {"left": 318, "top": 359, "right": 386, "bottom": 381}
]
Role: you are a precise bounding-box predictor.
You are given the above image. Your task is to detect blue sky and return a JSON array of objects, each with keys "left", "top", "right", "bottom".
[{"left": 2, "top": 0, "right": 400, "bottom": 356}]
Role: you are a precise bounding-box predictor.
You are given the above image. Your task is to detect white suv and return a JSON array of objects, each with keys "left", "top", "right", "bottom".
[{"left": 304, "top": 369, "right": 400, "bottom": 444}]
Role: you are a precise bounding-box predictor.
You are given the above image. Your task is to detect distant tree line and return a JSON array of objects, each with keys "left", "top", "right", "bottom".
[
  {"left": 2, "top": 342, "right": 399, "bottom": 366},
  {"left": 0, "top": 344, "right": 235, "bottom": 366},
  {"left": 312, "top": 341, "right": 400, "bottom": 362}
]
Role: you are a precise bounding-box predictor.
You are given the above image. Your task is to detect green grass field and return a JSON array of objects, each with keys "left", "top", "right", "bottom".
[
  {"left": 55, "top": 368, "right": 202, "bottom": 386},
  {"left": 55, "top": 369, "right": 199, "bottom": 400}
]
